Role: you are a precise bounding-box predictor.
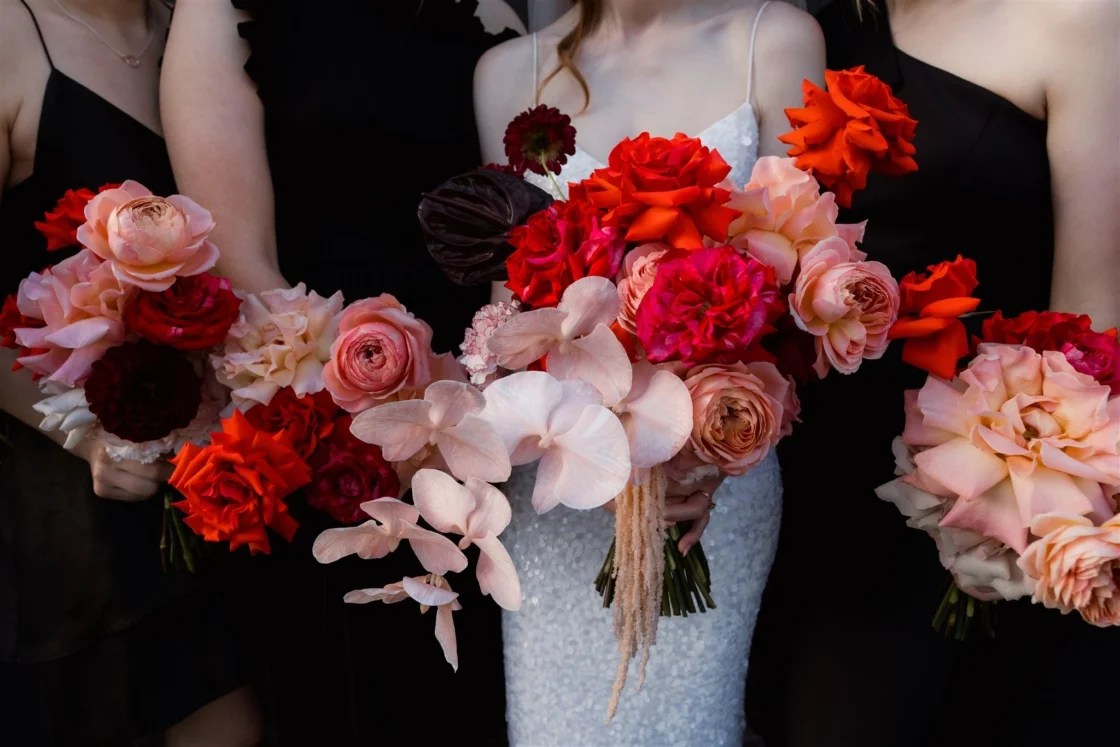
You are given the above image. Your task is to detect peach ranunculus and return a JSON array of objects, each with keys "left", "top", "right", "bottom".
[
  {"left": 904, "top": 344, "right": 1120, "bottom": 555},
  {"left": 323, "top": 294, "right": 438, "bottom": 412},
  {"left": 1020, "top": 514, "right": 1120, "bottom": 626},
  {"left": 725, "top": 156, "right": 866, "bottom": 286},
  {"left": 15, "top": 249, "right": 126, "bottom": 386},
  {"left": 683, "top": 360, "right": 799, "bottom": 476},
  {"left": 790, "top": 237, "right": 899, "bottom": 378},
  {"left": 77, "top": 180, "right": 219, "bottom": 292},
  {"left": 213, "top": 283, "right": 344, "bottom": 409},
  {"left": 616, "top": 243, "right": 670, "bottom": 335}
]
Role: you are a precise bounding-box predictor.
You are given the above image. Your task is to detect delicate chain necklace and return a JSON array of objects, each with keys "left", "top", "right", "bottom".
[{"left": 53, "top": 0, "right": 156, "bottom": 68}]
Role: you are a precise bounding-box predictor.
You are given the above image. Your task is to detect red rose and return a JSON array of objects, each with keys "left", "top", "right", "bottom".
[
  {"left": 123, "top": 272, "right": 241, "bottom": 351},
  {"left": 982, "top": 310, "right": 1119, "bottom": 393},
  {"left": 505, "top": 198, "right": 626, "bottom": 308},
  {"left": 0, "top": 294, "right": 43, "bottom": 350},
  {"left": 85, "top": 340, "right": 202, "bottom": 443},
  {"left": 636, "top": 245, "right": 783, "bottom": 367},
  {"left": 889, "top": 256, "right": 981, "bottom": 379},
  {"left": 569, "top": 133, "right": 740, "bottom": 249},
  {"left": 306, "top": 415, "right": 401, "bottom": 525},
  {"left": 170, "top": 410, "right": 310, "bottom": 555},
  {"left": 244, "top": 388, "right": 339, "bottom": 460},
  {"left": 34, "top": 183, "right": 120, "bottom": 252},
  {"left": 779, "top": 67, "right": 918, "bottom": 208},
  {"left": 1061, "top": 329, "right": 1120, "bottom": 395}
]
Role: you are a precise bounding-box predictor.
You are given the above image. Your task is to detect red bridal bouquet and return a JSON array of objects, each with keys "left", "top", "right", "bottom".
[
  {"left": 876, "top": 258, "right": 1120, "bottom": 638},
  {"left": 779, "top": 66, "right": 918, "bottom": 208},
  {"left": 1, "top": 181, "right": 239, "bottom": 569}
]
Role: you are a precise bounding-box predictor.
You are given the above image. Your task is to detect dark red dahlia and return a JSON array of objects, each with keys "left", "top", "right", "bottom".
[
  {"left": 306, "top": 415, "right": 401, "bottom": 525},
  {"left": 503, "top": 105, "right": 577, "bottom": 176},
  {"left": 86, "top": 340, "right": 202, "bottom": 443}
]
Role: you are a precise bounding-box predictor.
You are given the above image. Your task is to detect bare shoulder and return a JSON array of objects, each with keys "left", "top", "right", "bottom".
[
  {"left": 0, "top": 0, "right": 46, "bottom": 123},
  {"left": 1029, "top": 0, "right": 1119, "bottom": 89},
  {"left": 474, "top": 32, "right": 536, "bottom": 116},
  {"left": 752, "top": 1, "right": 825, "bottom": 55}
]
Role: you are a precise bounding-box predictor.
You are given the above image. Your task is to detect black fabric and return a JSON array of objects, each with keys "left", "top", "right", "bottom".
[
  {"left": 0, "top": 6, "right": 254, "bottom": 742},
  {"left": 229, "top": 2, "right": 517, "bottom": 745},
  {"left": 744, "top": 4, "right": 1099, "bottom": 747}
]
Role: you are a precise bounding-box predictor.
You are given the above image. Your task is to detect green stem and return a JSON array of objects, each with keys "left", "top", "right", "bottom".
[{"left": 541, "top": 156, "right": 565, "bottom": 198}]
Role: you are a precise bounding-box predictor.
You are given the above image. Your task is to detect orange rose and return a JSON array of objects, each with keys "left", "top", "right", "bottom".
[
  {"left": 170, "top": 410, "right": 311, "bottom": 554},
  {"left": 779, "top": 66, "right": 918, "bottom": 208},
  {"left": 569, "top": 133, "right": 740, "bottom": 250},
  {"left": 889, "top": 256, "right": 980, "bottom": 379},
  {"left": 1020, "top": 514, "right": 1120, "bottom": 627}
]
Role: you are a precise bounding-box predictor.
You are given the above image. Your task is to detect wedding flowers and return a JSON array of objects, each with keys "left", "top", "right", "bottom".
[
  {"left": 123, "top": 272, "right": 242, "bottom": 351},
  {"left": 503, "top": 104, "right": 577, "bottom": 176},
  {"left": 459, "top": 301, "right": 520, "bottom": 387},
  {"left": 1020, "top": 514, "right": 1120, "bottom": 626},
  {"left": 305, "top": 417, "right": 401, "bottom": 525},
  {"left": 34, "top": 183, "right": 119, "bottom": 252},
  {"left": 888, "top": 256, "right": 980, "bottom": 379},
  {"left": 244, "top": 388, "right": 338, "bottom": 460}
]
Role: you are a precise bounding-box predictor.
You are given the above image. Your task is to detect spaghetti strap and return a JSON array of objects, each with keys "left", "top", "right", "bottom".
[
  {"left": 531, "top": 32, "right": 540, "bottom": 105},
  {"left": 17, "top": 0, "right": 55, "bottom": 69},
  {"left": 745, "top": 0, "right": 772, "bottom": 107}
]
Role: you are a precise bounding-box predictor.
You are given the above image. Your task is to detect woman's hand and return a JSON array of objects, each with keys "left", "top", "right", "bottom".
[
  {"left": 603, "top": 472, "right": 726, "bottom": 555},
  {"left": 79, "top": 440, "right": 173, "bottom": 502}
]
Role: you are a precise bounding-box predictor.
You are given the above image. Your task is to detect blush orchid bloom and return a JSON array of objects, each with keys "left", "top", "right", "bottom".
[
  {"left": 344, "top": 574, "right": 463, "bottom": 670},
  {"left": 613, "top": 361, "right": 692, "bottom": 469},
  {"left": 349, "top": 380, "right": 512, "bottom": 484},
  {"left": 480, "top": 371, "right": 630, "bottom": 513},
  {"left": 488, "top": 276, "right": 632, "bottom": 407},
  {"left": 412, "top": 469, "right": 521, "bottom": 611},
  {"left": 312, "top": 497, "right": 467, "bottom": 576}
]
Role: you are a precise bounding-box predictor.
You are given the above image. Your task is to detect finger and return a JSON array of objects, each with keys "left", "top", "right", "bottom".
[
  {"left": 105, "top": 471, "right": 161, "bottom": 501},
  {"left": 117, "top": 458, "right": 173, "bottom": 482},
  {"left": 663, "top": 491, "right": 711, "bottom": 523},
  {"left": 679, "top": 510, "right": 711, "bottom": 556}
]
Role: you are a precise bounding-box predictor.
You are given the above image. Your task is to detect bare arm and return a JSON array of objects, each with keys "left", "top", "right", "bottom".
[
  {"left": 752, "top": 3, "right": 826, "bottom": 158},
  {"left": 160, "top": 0, "right": 287, "bottom": 293},
  {"left": 1046, "top": 1, "right": 1120, "bottom": 328}
]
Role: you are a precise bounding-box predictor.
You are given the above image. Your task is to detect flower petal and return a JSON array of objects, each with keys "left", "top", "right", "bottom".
[
  {"left": 349, "top": 400, "right": 434, "bottom": 462},
  {"left": 546, "top": 324, "right": 633, "bottom": 407},
  {"left": 914, "top": 438, "right": 1009, "bottom": 501},
  {"left": 556, "top": 276, "right": 622, "bottom": 338},
  {"left": 411, "top": 469, "right": 472, "bottom": 536},
  {"left": 438, "top": 413, "right": 513, "bottom": 483},
  {"left": 402, "top": 525, "right": 469, "bottom": 575},
  {"left": 534, "top": 405, "right": 630, "bottom": 512},
  {"left": 312, "top": 522, "right": 393, "bottom": 563},
  {"left": 480, "top": 371, "right": 562, "bottom": 464},
  {"left": 402, "top": 575, "right": 460, "bottom": 607},
  {"left": 487, "top": 307, "right": 567, "bottom": 370},
  {"left": 464, "top": 477, "right": 513, "bottom": 539},
  {"left": 474, "top": 533, "right": 522, "bottom": 611},
  {"left": 618, "top": 365, "right": 692, "bottom": 468},
  {"left": 432, "top": 596, "right": 459, "bottom": 672},
  {"left": 1007, "top": 460, "right": 1100, "bottom": 527},
  {"left": 424, "top": 380, "right": 485, "bottom": 429},
  {"left": 342, "top": 582, "right": 409, "bottom": 605},
  {"left": 940, "top": 478, "right": 1028, "bottom": 554},
  {"left": 360, "top": 497, "right": 421, "bottom": 531}
]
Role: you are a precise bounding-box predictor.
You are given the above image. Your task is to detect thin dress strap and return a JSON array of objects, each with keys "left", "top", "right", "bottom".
[
  {"left": 17, "top": 0, "right": 55, "bottom": 69},
  {"left": 745, "top": 0, "right": 772, "bottom": 107},
  {"left": 532, "top": 31, "right": 540, "bottom": 105}
]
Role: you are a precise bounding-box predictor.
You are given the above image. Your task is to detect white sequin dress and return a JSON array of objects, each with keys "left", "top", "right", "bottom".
[{"left": 504, "top": 10, "right": 781, "bottom": 744}]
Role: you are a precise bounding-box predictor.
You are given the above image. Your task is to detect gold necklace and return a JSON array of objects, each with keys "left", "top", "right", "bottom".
[{"left": 53, "top": 0, "right": 156, "bottom": 68}]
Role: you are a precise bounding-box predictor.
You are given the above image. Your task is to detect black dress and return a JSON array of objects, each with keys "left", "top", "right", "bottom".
[
  {"left": 746, "top": 4, "right": 1113, "bottom": 746},
  {"left": 229, "top": 1, "right": 517, "bottom": 744},
  {"left": 0, "top": 4, "right": 255, "bottom": 746}
]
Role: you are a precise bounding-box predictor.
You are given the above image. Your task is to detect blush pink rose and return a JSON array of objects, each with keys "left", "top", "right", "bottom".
[
  {"left": 323, "top": 294, "right": 437, "bottom": 412},
  {"left": 1020, "top": 514, "right": 1120, "bottom": 627},
  {"left": 683, "top": 360, "right": 799, "bottom": 475},
  {"left": 77, "top": 180, "right": 219, "bottom": 291},
  {"left": 725, "top": 156, "right": 866, "bottom": 285},
  {"left": 616, "top": 243, "right": 670, "bottom": 335},
  {"left": 790, "top": 236, "right": 899, "bottom": 378}
]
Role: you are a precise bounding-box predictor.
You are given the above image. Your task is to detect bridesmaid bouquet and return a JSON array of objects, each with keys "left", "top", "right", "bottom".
[
  {"left": 876, "top": 257, "right": 1120, "bottom": 638},
  {"left": 0, "top": 181, "right": 239, "bottom": 570}
]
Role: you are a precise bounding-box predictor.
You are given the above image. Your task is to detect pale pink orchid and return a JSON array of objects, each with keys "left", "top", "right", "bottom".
[
  {"left": 15, "top": 249, "right": 126, "bottom": 386},
  {"left": 904, "top": 344, "right": 1120, "bottom": 554},
  {"left": 344, "top": 574, "right": 463, "bottom": 670},
  {"left": 480, "top": 371, "right": 631, "bottom": 513},
  {"left": 612, "top": 361, "right": 692, "bottom": 468},
  {"left": 487, "top": 276, "right": 632, "bottom": 407},
  {"left": 411, "top": 469, "right": 521, "bottom": 611},
  {"left": 349, "top": 380, "right": 512, "bottom": 484},
  {"left": 312, "top": 497, "right": 468, "bottom": 576}
]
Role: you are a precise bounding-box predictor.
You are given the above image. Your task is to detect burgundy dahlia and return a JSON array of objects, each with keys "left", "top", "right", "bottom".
[
  {"left": 86, "top": 340, "right": 202, "bottom": 443},
  {"left": 503, "top": 104, "right": 577, "bottom": 176},
  {"left": 306, "top": 416, "right": 401, "bottom": 525}
]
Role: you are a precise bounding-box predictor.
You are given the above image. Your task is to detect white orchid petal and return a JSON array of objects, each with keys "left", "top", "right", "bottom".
[
  {"left": 411, "top": 469, "right": 472, "bottom": 536},
  {"left": 438, "top": 414, "right": 513, "bottom": 483},
  {"left": 620, "top": 367, "right": 692, "bottom": 467},
  {"left": 312, "top": 522, "right": 394, "bottom": 563},
  {"left": 350, "top": 400, "right": 434, "bottom": 461},
  {"left": 534, "top": 405, "right": 630, "bottom": 512},
  {"left": 480, "top": 371, "right": 563, "bottom": 464},
  {"left": 487, "top": 307, "right": 568, "bottom": 370},
  {"left": 547, "top": 324, "right": 633, "bottom": 407},
  {"left": 403, "top": 525, "right": 469, "bottom": 576},
  {"left": 474, "top": 533, "right": 522, "bottom": 611},
  {"left": 557, "top": 276, "right": 622, "bottom": 338},
  {"left": 464, "top": 478, "right": 513, "bottom": 539},
  {"left": 424, "top": 380, "right": 485, "bottom": 429}
]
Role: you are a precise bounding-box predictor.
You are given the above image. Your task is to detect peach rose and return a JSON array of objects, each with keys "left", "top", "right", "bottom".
[
  {"left": 77, "top": 180, "right": 219, "bottom": 291},
  {"left": 790, "top": 237, "right": 899, "bottom": 378},
  {"left": 323, "top": 294, "right": 437, "bottom": 412},
  {"left": 725, "top": 156, "right": 866, "bottom": 285},
  {"left": 1020, "top": 514, "right": 1120, "bottom": 626},
  {"left": 616, "top": 243, "right": 670, "bottom": 335},
  {"left": 683, "top": 360, "right": 799, "bottom": 475}
]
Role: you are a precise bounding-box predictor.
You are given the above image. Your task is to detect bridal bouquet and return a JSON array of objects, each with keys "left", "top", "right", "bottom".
[
  {"left": 876, "top": 257, "right": 1120, "bottom": 637},
  {"left": 0, "top": 181, "right": 238, "bottom": 569}
]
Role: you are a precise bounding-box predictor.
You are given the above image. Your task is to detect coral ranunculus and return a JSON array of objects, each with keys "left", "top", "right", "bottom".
[
  {"left": 779, "top": 66, "right": 918, "bottom": 208},
  {"left": 1020, "top": 514, "right": 1120, "bottom": 627},
  {"left": 77, "top": 181, "right": 219, "bottom": 291},
  {"left": 636, "top": 245, "right": 783, "bottom": 367},
  {"left": 888, "top": 256, "right": 981, "bottom": 379},
  {"left": 170, "top": 410, "right": 310, "bottom": 554},
  {"left": 85, "top": 340, "right": 202, "bottom": 443},
  {"left": 244, "top": 388, "right": 339, "bottom": 460},
  {"left": 569, "top": 133, "right": 740, "bottom": 249},
  {"left": 306, "top": 415, "right": 401, "bottom": 525},
  {"left": 503, "top": 104, "right": 577, "bottom": 176},
  {"left": 505, "top": 198, "right": 626, "bottom": 308},
  {"left": 124, "top": 272, "right": 242, "bottom": 351},
  {"left": 34, "top": 184, "right": 119, "bottom": 252},
  {"left": 322, "top": 294, "right": 438, "bottom": 412}
]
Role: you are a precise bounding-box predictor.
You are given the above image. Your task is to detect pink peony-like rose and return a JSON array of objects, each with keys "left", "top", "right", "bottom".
[
  {"left": 15, "top": 249, "right": 126, "bottom": 386},
  {"left": 790, "top": 237, "right": 899, "bottom": 378},
  {"left": 1020, "top": 514, "right": 1120, "bottom": 626},
  {"left": 323, "top": 294, "right": 437, "bottom": 412},
  {"left": 903, "top": 344, "right": 1120, "bottom": 554},
  {"left": 616, "top": 243, "right": 670, "bottom": 336},
  {"left": 459, "top": 300, "right": 520, "bottom": 387},
  {"left": 725, "top": 156, "right": 866, "bottom": 285},
  {"left": 77, "top": 180, "right": 219, "bottom": 291},
  {"left": 683, "top": 361, "right": 800, "bottom": 475},
  {"left": 213, "top": 283, "right": 343, "bottom": 409}
]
